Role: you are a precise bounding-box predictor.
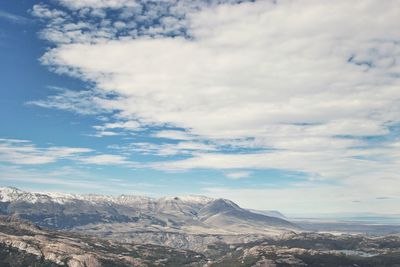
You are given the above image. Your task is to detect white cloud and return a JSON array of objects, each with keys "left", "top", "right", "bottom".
[
  {"left": 0, "top": 10, "right": 29, "bottom": 24},
  {"left": 31, "top": 0, "right": 400, "bottom": 209},
  {"left": 152, "top": 130, "right": 195, "bottom": 141},
  {"left": 225, "top": 171, "right": 251, "bottom": 179},
  {"left": 27, "top": 87, "right": 112, "bottom": 115},
  {"left": 57, "top": 0, "right": 139, "bottom": 10},
  {"left": 77, "top": 154, "right": 131, "bottom": 165},
  {"left": 94, "top": 120, "right": 141, "bottom": 131},
  {"left": 110, "top": 141, "right": 217, "bottom": 156},
  {"left": 41, "top": 0, "right": 400, "bottom": 140},
  {"left": 0, "top": 138, "right": 136, "bottom": 168},
  {"left": 31, "top": 1, "right": 211, "bottom": 45},
  {"left": 0, "top": 139, "right": 92, "bottom": 165},
  {"left": 31, "top": 5, "right": 68, "bottom": 19}
]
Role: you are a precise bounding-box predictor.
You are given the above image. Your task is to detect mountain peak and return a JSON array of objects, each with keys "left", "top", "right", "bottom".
[
  {"left": 158, "top": 195, "right": 214, "bottom": 205},
  {"left": 0, "top": 186, "right": 30, "bottom": 202}
]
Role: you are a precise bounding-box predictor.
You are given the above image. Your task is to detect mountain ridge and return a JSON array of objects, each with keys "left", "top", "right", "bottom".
[
  {"left": 0, "top": 186, "right": 218, "bottom": 206},
  {"left": 0, "top": 186, "right": 298, "bottom": 251}
]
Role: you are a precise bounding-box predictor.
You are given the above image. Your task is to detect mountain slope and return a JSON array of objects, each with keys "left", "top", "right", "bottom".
[
  {"left": 248, "top": 209, "right": 287, "bottom": 219},
  {"left": 199, "top": 198, "right": 296, "bottom": 230},
  {"left": 0, "top": 187, "right": 298, "bottom": 252},
  {"left": 0, "top": 187, "right": 297, "bottom": 232}
]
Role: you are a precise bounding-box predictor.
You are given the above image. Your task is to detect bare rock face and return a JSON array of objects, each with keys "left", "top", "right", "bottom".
[
  {"left": 67, "top": 254, "right": 102, "bottom": 267},
  {"left": 252, "top": 259, "right": 277, "bottom": 267},
  {"left": 0, "top": 237, "right": 42, "bottom": 258}
]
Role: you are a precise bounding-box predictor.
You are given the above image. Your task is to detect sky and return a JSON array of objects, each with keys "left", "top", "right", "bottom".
[{"left": 0, "top": 0, "right": 400, "bottom": 215}]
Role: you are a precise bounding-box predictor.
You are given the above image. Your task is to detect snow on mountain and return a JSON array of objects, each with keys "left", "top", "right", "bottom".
[
  {"left": 0, "top": 187, "right": 55, "bottom": 204},
  {"left": 0, "top": 187, "right": 297, "bottom": 232},
  {"left": 0, "top": 187, "right": 209, "bottom": 207},
  {"left": 159, "top": 195, "right": 214, "bottom": 205}
]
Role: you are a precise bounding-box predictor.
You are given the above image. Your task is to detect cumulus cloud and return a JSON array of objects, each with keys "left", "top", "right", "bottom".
[
  {"left": 31, "top": 0, "right": 245, "bottom": 45},
  {"left": 31, "top": 0, "right": 400, "bottom": 190}
]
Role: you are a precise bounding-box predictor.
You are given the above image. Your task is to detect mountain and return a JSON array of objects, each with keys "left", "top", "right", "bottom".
[
  {"left": 199, "top": 199, "right": 294, "bottom": 229},
  {"left": 247, "top": 209, "right": 287, "bottom": 219},
  {"left": 0, "top": 187, "right": 296, "bottom": 230},
  {"left": 0, "top": 187, "right": 297, "bottom": 252}
]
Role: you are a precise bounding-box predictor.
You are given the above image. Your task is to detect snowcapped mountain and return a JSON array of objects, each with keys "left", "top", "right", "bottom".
[
  {"left": 0, "top": 186, "right": 152, "bottom": 205},
  {"left": 0, "top": 186, "right": 298, "bottom": 250},
  {"left": 0, "top": 187, "right": 212, "bottom": 208},
  {"left": 0, "top": 187, "right": 52, "bottom": 203}
]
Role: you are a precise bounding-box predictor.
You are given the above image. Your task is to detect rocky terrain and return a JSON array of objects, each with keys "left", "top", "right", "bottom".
[
  {"left": 1, "top": 216, "right": 400, "bottom": 267},
  {"left": 0, "top": 216, "right": 206, "bottom": 267},
  {"left": 207, "top": 232, "right": 400, "bottom": 267}
]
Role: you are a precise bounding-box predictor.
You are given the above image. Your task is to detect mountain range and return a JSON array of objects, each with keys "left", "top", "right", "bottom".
[
  {"left": 0, "top": 187, "right": 297, "bottom": 252},
  {"left": 1, "top": 187, "right": 400, "bottom": 266}
]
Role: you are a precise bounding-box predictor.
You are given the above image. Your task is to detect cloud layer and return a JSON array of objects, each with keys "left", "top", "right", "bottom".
[{"left": 27, "top": 0, "right": 400, "bottom": 211}]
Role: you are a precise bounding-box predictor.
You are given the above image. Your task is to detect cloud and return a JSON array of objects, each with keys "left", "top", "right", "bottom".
[
  {"left": 31, "top": 1, "right": 232, "bottom": 45},
  {"left": 0, "top": 138, "right": 135, "bottom": 167},
  {"left": 32, "top": 1, "right": 400, "bottom": 189},
  {"left": 109, "top": 141, "right": 217, "bottom": 156},
  {"left": 27, "top": 87, "right": 112, "bottom": 115},
  {"left": 31, "top": 5, "right": 68, "bottom": 19},
  {"left": 0, "top": 10, "right": 29, "bottom": 24},
  {"left": 77, "top": 154, "right": 131, "bottom": 165},
  {"left": 57, "top": 0, "right": 139, "bottom": 10},
  {"left": 152, "top": 130, "right": 195, "bottom": 141},
  {"left": 0, "top": 138, "right": 92, "bottom": 165},
  {"left": 93, "top": 120, "right": 142, "bottom": 135},
  {"left": 225, "top": 171, "right": 251, "bottom": 179}
]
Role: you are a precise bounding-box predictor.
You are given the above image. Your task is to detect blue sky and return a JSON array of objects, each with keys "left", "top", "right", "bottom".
[{"left": 1, "top": 0, "right": 400, "bottom": 214}]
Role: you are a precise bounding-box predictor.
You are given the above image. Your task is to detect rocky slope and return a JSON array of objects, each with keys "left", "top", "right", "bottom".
[
  {"left": 0, "top": 216, "right": 206, "bottom": 267},
  {"left": 206, "top": 232, "right": 400, "bottom": 266},
  {"left": 1, "top": 216, "right": 400, "bottom": 267}
]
